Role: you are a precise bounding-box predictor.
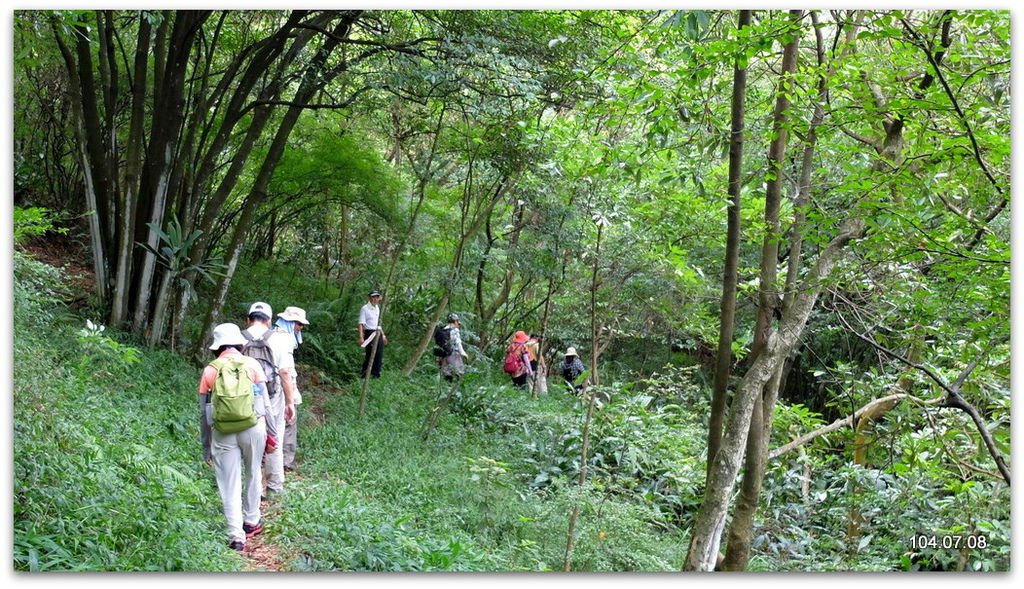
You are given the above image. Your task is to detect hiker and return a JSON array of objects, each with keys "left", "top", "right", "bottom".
[
  {"left": 357, "top": 290, "right": 387, "bottom": 378},
  {"left": 198, "top": 322, "right": 277, "bottom": 551},
  {"left": 436, "top": 312, "right": 469, "bottom": 382},
  {"left": 276, "top": 306, "right": 308, "bottom": 473},
  {"left": 560, "top": 347, "right": 586, "bottom": 393},
  {"left": 503, "top": 330, "right": 534, "bottom": 389},
  {"left": 241, "top": 301, "right": 297, "bottom": 499},
  {"left": 526, "top": 333, "right": 548, "bottom": 395}
]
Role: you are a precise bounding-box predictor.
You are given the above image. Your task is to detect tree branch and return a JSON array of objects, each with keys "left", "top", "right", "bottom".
[
  {"left": 769, "top": 393, "right": 939, "bottom": 460},
  {"left": 837, "top": 311, "right": 1010, "bottom": 484},
  {"left": 901, "top": 13, "right": 1006, "bottom": 200}
]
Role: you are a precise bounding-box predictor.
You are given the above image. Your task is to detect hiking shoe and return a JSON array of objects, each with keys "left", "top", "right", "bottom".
[
  {"left": 243, "top": 521, "right": 264, "bottom": 537},
  {"left": 229, "top": 540, "right": 245, "bottom": 552}
]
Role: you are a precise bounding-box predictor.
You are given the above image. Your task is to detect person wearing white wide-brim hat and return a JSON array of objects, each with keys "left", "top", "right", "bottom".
[
  {"left": 275, "top": 306, "right": 309, "bottom": 472},
  {"left": 198, "top": 322, "right": 274, "bottom": 551}
]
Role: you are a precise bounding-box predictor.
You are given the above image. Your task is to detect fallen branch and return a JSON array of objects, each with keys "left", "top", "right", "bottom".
[{"left": 769, "top": 393, "right": 934, "bottom": 459}]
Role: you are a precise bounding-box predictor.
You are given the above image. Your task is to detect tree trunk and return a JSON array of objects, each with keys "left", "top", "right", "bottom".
[
  {"left": 110, "top": 16, "right": 152, "bottom": 328},
  {"left": 684, "top": 216, "right": 866, "bottom": 571},
  {"left": 194, "top": 13, "right": 361, "bottom": 359},
  {"left": 721, "top": 11, "right": 801, "bottom": 570},
  {"left": 563, "top": 383, "right": 598, "bottom": 571},
  {"left": 708, "top": 9, "right": 751, "bottom": 479},
  {"left": 52, "top": 18, "right": 110, "bottom": 302},
  {"left": 132, "top": 12, "right": 209, "bottom": 333},
  {"left": 401, "top": 170, "right": 522, "bottom": 376}
]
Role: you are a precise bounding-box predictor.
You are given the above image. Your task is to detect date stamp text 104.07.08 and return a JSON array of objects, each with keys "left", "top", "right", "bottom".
[{"left": 909, "top": 534, "right": 988, "bottom": 550}]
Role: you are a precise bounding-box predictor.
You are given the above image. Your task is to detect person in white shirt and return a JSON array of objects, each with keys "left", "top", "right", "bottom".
[
  {"left": 275, "top": 306, "right": 308, "bottom": 472},
  {"left": 439, "top": 312, "right": 470, "bottom": 381},
  {"left": 241, "top": 301, "right": 296, "bottom": 497},
  {"left": 357, "top": 290, "right": 388, "bottom": 378}
]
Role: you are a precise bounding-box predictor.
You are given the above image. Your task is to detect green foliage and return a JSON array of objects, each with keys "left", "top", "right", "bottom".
[
  {"left": 13, "top": 249, "right": 69, "bottom": 329},
  {"left": 13, "top": 7, "right": 1011, "bottom": 573},
  {"left": 14, "top": 260, "right": 242, "bottom": 571},
  {"left": 141, "top": 218, "right": 224, "bottom": 305},
  {"left": 13, "top": 205, "right": 67, "bottom": 244},
  {"left": 75, "top": 319, "right": 141, "bottom": 378}
]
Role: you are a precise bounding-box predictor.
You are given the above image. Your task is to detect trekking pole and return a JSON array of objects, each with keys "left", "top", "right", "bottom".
[
  {"left": 357, "top": 334, "right": 379, "bottom": 418},
  {"left": 420, "top": 369, "right": 444, "bottom": 439},
  {"left": 423, "top": 375, "right": 460, "bottom": 441}
]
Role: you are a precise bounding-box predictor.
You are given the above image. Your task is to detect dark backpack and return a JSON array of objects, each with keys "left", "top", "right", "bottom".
[
  {"left": 503, "top": 344, "right": 525, "bottom": 375},
  {"left": 433, "top": 325, "right": 453, "bottom": 357},
  {"left": 241, "top": 329, "right": 280, "bottom": 397},
  {"left": 209, "top": 356, "right": 258, "bottom": 434}
]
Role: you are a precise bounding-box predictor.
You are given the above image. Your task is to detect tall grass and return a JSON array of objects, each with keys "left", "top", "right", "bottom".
[
  {"left": 14, "top": 250, "right": 242, "bottom": 571},
  {"left": 269, "top": 371, "right": 689, "bottom": 571}
]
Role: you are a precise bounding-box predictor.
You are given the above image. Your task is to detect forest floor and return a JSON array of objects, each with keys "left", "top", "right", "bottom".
[
  {"left": 21, "top": 233, "right": 96, "bottom": 307},
  {"left": 242, "top": 386, "right": 333, "bottom": 571}
]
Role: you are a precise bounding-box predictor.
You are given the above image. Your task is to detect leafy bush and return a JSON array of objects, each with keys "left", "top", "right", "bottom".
[
  {"left": 521, "top": 368, "right": 708, "bottom": 529},
  {"left": 13, "top": 205, "right": 66, "bottom": 244}
]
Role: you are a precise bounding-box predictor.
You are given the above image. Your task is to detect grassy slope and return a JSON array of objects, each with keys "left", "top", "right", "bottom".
[
  {"left": 270, "top": 372, "right": 688, "bottom": 571},
  {"left": 13, "top": 251, "right": 688, "bottom": 571}
]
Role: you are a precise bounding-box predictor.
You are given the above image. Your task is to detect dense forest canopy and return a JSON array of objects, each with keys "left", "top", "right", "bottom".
[{"left": 11, "top": 8, "right": 1011, "bottom": 572}]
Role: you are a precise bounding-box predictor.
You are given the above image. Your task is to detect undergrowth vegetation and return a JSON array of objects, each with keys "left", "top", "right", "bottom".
[{"left": 13, "top": 240, "right": 1010, "bottom": 572}]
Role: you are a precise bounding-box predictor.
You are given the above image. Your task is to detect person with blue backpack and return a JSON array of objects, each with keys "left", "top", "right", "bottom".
[{"left": 198, "top": 322, "right": 278, "bottom": 552}]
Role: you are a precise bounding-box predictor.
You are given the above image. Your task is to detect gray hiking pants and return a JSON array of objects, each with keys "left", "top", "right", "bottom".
[
  {"left": 212, "top": 418, "right": 266, "bottom": 544},
  {"left": 263, "top": 391, "right": 286, "bottom": 493},
  {"left": 283, "top": 404, "right": 298, "bottom": 470}
]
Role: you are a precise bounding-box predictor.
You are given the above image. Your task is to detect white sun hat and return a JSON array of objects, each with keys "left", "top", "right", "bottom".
[
  {"left": 209, "top": 323, "right": 247, "bottom": 350},
  {"left": 278, "top": 306, "right": 309, "bottom": 325}
]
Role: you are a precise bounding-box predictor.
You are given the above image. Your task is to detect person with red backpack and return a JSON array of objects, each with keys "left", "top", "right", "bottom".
[
  {"left": 503, "top": 330, "right": 533, "bottom": 389},
  {"left": 198, "top": 323, "right": 278, "bottom": 552}
]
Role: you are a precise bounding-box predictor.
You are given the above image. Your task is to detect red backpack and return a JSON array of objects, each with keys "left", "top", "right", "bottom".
[{"left": 503, "top": 344, "right": 525, "bottom": 375}]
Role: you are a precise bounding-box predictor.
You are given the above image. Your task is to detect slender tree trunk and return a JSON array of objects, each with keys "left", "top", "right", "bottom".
[
  {"left": 531, "top": 278, "right": 555, "bottom": 399},
  {"left": 563, "top": 383, "right": 598, "bottom": 571},
  {"left": 401, "top": 171, "right": 522, "bottom": 376},
  {"left": 684, "top": 216, "right": 866, "bottom": 571},
  {"left": 133, "top": 12, "right": 209, "bottom": 333},
  {"left": 589, "top": 221, "right": 604, "bottom": 387},
  {"left": 194, "top": 13, "right": 360, "bottom": 359},
  {"left": 721, "top": 12, "right": 802, "bottom": 570},
  {"left": 110, "top": 17, "right": 152, "bottom": 327},
  {"left": 52, "top": 18, "right": 110, "bottom": 302},
  {"left": 708, "top": 9, "right": 751, "bottom": 479},
  {"left": 357, "top": 104, "right": 448, "bottom": 413}
]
